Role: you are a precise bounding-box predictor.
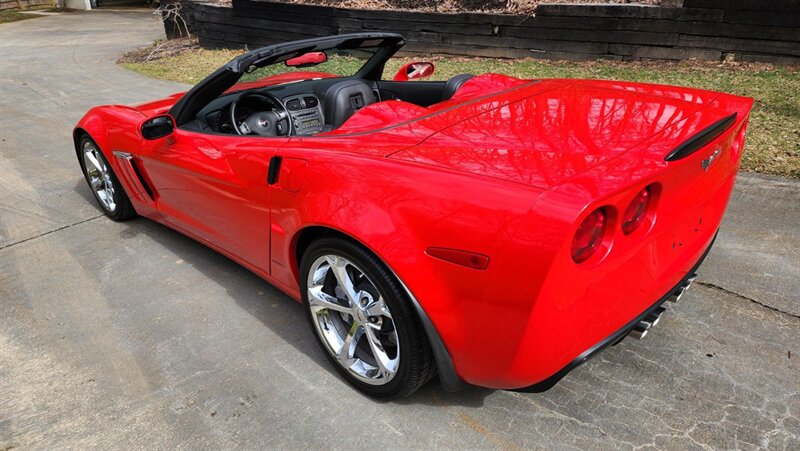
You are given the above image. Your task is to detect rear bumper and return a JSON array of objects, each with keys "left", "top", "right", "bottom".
[{"left": 514, "top": 232, "right": 716, "bottom": 393}]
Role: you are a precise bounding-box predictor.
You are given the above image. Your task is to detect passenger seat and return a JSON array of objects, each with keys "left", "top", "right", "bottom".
[{"left": 441, "top": 74, "right": 474, "bottom": 101}]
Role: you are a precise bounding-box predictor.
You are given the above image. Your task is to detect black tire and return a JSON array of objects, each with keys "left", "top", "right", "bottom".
[
  {"left": 77, "top": 135, "right": 136, "bottom": 221},
  {"left": 300, "top": 237, "right": 437, "bottom": 399}
]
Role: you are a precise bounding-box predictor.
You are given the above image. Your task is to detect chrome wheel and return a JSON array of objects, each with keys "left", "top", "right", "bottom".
[
  {"left": 82, "top": 141, "right": 116, "bottom": 212},
  {"left": 307, "top": 254, "right": 400, "bottom": 385}
]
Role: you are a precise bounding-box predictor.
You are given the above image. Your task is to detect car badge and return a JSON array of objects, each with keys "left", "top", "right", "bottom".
[{"left": 701, "top": 146, "right": 722, "bottom": 172}]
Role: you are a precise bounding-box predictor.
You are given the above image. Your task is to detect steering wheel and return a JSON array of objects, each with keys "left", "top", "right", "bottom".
[{"left": 230, "top": 91, "right": 293, "bottom": 137}]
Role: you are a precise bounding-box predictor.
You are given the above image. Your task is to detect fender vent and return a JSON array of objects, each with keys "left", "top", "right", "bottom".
[{"left": 130, "top": 159, "right": 155, "bottom": 201}]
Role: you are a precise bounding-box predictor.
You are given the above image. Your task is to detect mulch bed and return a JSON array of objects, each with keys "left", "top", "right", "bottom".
[{"left": 118, "top": 37, "right": 200, "bottom": 64}]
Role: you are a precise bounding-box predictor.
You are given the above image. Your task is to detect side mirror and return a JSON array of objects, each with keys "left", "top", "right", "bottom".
[
  {"left": 141, "top": 114, "right": 175, "bottom": 140},
  {"left": 285, "top": 51, "right": 328, "bottom": 67},
  {"left": 393, "top": 62, "right": 435, "bottom": 81}
]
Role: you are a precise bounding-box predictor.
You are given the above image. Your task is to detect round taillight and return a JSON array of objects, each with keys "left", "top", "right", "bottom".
[
  {"left": 571, "top": 209, "right": 606, "bottom": 263},
  {"left": 622, "top": 187, "right": 651, "bottom": 235}
]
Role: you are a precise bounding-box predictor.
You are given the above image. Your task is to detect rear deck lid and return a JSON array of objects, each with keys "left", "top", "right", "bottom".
[{"left": 389, "top": 81, "right": 721, "bottom": 189}]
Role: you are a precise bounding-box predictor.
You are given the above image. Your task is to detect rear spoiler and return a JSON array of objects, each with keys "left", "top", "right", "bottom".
[{"left": 665, "top": 113, "right": 738, "bottom": 162}]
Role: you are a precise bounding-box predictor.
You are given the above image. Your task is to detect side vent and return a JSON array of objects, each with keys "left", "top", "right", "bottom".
[
  {"left": 130, "top": 159, "right": 155, "bottom": 200},
  {"left": 112, "top": 151, "right": 155, "bottom": 202}
]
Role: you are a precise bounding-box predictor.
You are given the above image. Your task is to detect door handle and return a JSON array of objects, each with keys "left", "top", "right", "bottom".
[{"left": 267, "top": 156, "right": 282, "bottom": 185}]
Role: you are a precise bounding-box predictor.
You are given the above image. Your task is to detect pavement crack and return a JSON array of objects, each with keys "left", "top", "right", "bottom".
[
  {"left": 0, "top": 214, "right": 104, "bottom": 251},
  {"left": 696, "top": 281, "right": 800, "bottom": 320}
]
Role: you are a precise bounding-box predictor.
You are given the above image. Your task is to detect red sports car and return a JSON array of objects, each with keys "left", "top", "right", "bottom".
[{"left": 75, "top": 33, "right": 753, "bottom": 398}]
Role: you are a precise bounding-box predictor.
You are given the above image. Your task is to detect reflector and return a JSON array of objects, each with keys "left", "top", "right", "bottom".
[{"left": 426, "top": 247, "right": 490, "bottom": 270}]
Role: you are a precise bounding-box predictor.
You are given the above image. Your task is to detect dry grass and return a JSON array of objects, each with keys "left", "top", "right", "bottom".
[
  {"left": 0, "top": 6, "right": 74, "bottom": 24},
  {"left": 118, "top": 37, "right": 201, "bottom": 64},
  {"left": 0, "top": 10, "right": 39, "bottom": 23},
  {"left": 120, "top": 45, "right": 799, "bottom": 178}
]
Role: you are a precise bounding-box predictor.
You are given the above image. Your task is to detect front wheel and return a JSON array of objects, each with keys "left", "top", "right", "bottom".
[
  {"left": 77, "top": 135, "right": 136, "bottom": 221},
  {"left": 300, "top": 237, "right": 436, "bottom": 398}
]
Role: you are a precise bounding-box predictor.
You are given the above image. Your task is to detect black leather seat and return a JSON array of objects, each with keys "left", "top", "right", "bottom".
[
  {"left": 441, "top": 74, "right": 474, "bottom": 101},
  {"left": 324, "top": 80, "right": 376, "bottom": 129}
]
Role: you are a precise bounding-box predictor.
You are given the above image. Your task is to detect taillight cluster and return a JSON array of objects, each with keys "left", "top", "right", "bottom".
[
  {"left": 571, "top": 209, "right": 607, "bottom": 264},
  {"left": 621, "top": 187, "right": 651, "bottom": 235},
  {"left": 571, "top": 185, "right": 658, "bottom": 264}
]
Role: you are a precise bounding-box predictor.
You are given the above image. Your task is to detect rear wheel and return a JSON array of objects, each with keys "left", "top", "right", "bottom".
[
  {"left": 78, "top": 135, "right": 135, "bottom": 221},
  {"left": 300, "top": 237, "right": 436, "bottom": 398}
]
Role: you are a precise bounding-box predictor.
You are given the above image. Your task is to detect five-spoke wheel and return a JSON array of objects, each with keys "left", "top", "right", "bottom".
[
  {"left": 78, "top": 135, "right": 135, "bottom": 221},
  {"left": 82, "top": 139, "right": 116, "bottom": 212}
]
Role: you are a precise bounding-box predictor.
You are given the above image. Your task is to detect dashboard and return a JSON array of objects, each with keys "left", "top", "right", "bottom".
[
  {"left": 282, "top": 94, "right": 325, "bottom": 135},
  {"left": 189, "top": 77, "right": 381, "bottom": 137},
  {"left": 194, "top": 91, "right": 328, "bottom": 137}
]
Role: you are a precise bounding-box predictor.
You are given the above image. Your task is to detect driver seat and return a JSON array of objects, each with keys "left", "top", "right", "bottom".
[{"left": 324, "top": 80, "right": 376, "bottom": 130}]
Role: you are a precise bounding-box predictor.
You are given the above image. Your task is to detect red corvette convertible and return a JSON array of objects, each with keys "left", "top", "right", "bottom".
[{"left": 75, "top": 33, "right": 753, "bottom": 398}]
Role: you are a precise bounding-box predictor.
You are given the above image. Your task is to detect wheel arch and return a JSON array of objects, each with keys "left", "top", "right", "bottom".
[
  {"left": 74, "top": 104, "right": 146, "bottom": 160},
  {"left": 73, "top": 127, "right": 101, "bottom": 159},
  {"left": 293, "top": 226, "right": 355, "bottom": 280},
  {"left": 291, "top": 224, "right": 468, "bottom": 392},
  {"left": 73, "top": 127, "right": 88, "bottom": 155},
  {"left": 73, "top": 109, "right": 113, "bottom": 160}
]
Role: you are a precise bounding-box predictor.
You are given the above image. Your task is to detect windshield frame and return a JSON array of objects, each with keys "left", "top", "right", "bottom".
[
  {"left": 231, "top": 46, "right": 385, "bottom": 94},
  {"left": 170, "top": 33, "right": 405, "bottom": 126}
]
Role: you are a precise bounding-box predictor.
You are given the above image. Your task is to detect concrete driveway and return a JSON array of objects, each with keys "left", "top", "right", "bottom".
[{"left": 1, "top": 10, "right": 798, "bottom": 450}]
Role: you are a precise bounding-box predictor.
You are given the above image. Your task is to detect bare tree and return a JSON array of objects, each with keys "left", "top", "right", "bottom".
[{"left": 154, "top": 0, "right": 191, "bottom": 39}]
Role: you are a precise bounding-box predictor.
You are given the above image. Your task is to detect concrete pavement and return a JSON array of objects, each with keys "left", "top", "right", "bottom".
[{"left": 1, "top": 10, "right": 798, "bottom": 449}]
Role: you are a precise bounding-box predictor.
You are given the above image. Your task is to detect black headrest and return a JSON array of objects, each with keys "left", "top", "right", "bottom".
[
  {"left": 324, "top": 80, "right": 376, "bottom": 129},
  {"left": 442, "top": 74, "right": 474, "bottom": 101}
]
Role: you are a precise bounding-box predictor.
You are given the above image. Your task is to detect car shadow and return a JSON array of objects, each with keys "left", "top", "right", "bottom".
[
  {"left": 74, "top": 177, "right": 99, "bottom": 208},
  {"left": 93, "top": 194, "right": 492, "bottom": 407}
]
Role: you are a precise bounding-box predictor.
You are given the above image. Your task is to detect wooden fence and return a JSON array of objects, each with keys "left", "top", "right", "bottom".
[{"left": 168, "top": 0, "right": 800, "bottom": 64}]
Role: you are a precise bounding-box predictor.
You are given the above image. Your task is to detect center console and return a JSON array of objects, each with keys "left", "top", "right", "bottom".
[{"left": 283, "top": 94, "right": 325, "bottom": 135}]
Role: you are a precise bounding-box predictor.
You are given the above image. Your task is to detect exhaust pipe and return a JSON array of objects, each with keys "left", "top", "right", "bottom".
[
  {"left": 667, "top": 274, "right": 697, "bottom": 303},
  {"left": 629, "top": 320, "right": 652, "bottom": 340},
  {"left": 645, "top": 306, "right": 666, "bottom": 327},
  {"left": 628, "top": 274, "right": 696, "bottom": 340},
  {"left": 630, "top": 306, "right": 667, "bottom": 340}
]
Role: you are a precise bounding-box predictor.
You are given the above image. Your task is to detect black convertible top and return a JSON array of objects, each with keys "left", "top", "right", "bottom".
[{"left": 170, "top": 33, "right": 405, "bottom": 125}]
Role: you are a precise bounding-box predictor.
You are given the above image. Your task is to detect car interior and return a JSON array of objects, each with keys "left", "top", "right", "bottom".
[
  {"left": 185, "top": 73, "right": 475, "bottom": 137},
  {"left": 163, "top": 34, "right": 486, "bottom": 139}
]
